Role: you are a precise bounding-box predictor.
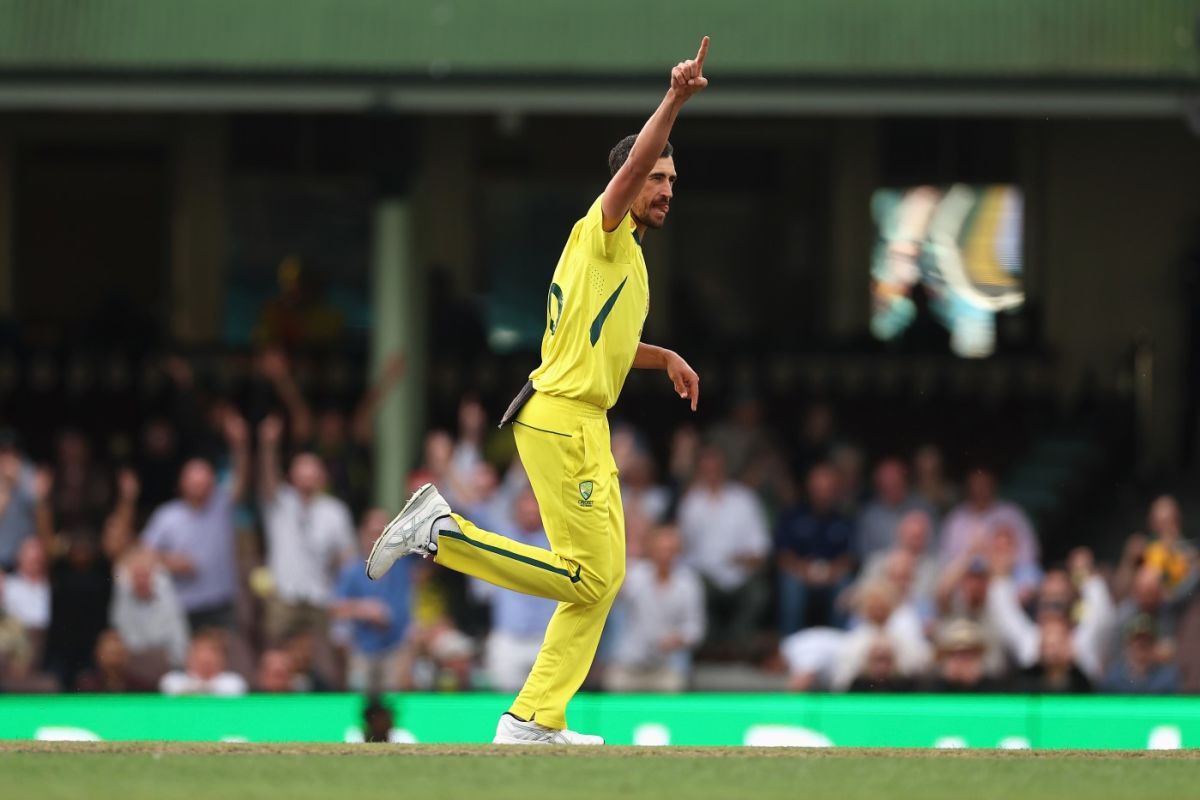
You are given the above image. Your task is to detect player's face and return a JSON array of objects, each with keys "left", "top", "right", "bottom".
[{"left": 631, "top": 157, "right": 677, "bottom": 230}]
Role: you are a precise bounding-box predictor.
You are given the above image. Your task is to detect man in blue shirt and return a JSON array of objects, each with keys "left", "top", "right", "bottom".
[
  {"left": 1101, "top": 614, "right": 1181, "bottom": 694},
  {"left": 775, "top": 463, "right": 856, "bottom": 633},
  {"left": 333, "top": 508, "right": 412, "bottom": 692}
]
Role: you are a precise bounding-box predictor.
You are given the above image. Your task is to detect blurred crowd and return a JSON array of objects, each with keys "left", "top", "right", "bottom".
[{"left": 1, "top": 350, "right": 1197, "bottom": 698}]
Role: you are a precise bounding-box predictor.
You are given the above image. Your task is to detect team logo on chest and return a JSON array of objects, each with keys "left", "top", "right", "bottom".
[{"left": 578, "top": 481, "right": 594, "bottom": 507}]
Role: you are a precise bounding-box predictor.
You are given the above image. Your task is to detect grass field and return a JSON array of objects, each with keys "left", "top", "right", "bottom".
[{"left": 4, "top": 742, "right": 1197, "bottom": 800}]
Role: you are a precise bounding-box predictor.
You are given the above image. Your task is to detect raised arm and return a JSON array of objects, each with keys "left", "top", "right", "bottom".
[
  {"left": 223, "top": 411, "right": 251, "bottom": 503},
  {"left": 258, "top": 349, "right": 315, "bottom": 443},
  {"left": 351, "top": 351, "right": 407, "bottom": 445},
  {"left": 101, "top": 468, "right": 141, "bottom": 561},
  {"left": 601, "top": 36, "right": 709, "bottom": 231},
  {"left": 257, "top": 414, "right": 285, "bottom": 502}
]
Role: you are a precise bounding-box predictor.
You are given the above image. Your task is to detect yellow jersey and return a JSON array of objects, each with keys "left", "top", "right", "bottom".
[{"left": 529, "top": 195, "right": 649, "bottom": 410}]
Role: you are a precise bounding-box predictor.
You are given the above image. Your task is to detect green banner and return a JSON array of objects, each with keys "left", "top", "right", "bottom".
[{"left": 0, "top": 694, "right": 1195, "bottom": 749}]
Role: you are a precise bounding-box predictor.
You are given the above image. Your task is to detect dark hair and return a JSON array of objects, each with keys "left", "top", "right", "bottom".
[{"left": 608, "top": 134, "right": 673, "bottom": 177}]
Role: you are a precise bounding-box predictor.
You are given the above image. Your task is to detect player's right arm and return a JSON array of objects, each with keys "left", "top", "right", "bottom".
[{"left": 601, "top": 36, "right": 709, "bottom": 232}]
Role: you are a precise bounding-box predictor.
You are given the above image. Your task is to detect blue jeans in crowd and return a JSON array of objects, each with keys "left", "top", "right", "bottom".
[{"left": 778, "top": 571, "right": 853, "bottom": 635}]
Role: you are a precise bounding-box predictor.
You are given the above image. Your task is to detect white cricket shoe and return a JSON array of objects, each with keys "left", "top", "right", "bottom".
[
  {"left": 365, "top": 483, "right": 449, "bottom": 580},
  {"left": 492, "top": 714, "right": 604, "bottom": 746}
]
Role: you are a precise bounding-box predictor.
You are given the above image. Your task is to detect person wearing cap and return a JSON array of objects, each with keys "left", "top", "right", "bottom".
[
  {"left": 1100, "top": 614, "right": 1180, "bottom": 694},
  {"left": 934, "top": 552, "right": 1008, "bottom": 675},
  {"left": 923, "top": 618, "right": 1011, "bottom": 692}
]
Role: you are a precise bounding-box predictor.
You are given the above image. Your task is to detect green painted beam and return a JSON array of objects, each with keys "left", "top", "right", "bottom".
[{"left": 0, "top": 0, "right": 1196, "bottom": 79}]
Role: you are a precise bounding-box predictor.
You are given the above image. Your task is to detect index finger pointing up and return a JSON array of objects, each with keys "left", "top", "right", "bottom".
[{"left": 695, "top": 36, "right": 710, "bottom": 73}]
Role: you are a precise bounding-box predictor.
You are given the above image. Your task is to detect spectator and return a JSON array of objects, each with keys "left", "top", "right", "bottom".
[
  {"left": 912, "top": 444, "right": 957, "bottom": 516},
  {"left": 362, "top": 694, "right": 397, "bottom": 743},
  {"left": 0, "top": 432, "right": 38, "bottom": 571},
  {"left": 939, "top": 467, "right": 1038, "bottom": 568},
  {"left": 934, "top": 555, "right": 1007, "bottom": 676},
  {"left": 988, "top": 551, "right": 1115, "bottom": 683},
  {"left": 283, "top": 627, "right": 335, "bottom": 692},
  {"left": 792, "top": 402, "right": 837, "bottom": 480},
  {"left": 2, "top": 536, "right": 51, "bottom": 634},
  {"left": 259, "top": 348, "right": 406, "bottom": 514},
  {"left": 1017, "top": 617, "right": 1092, "bottom": 694},
  {"left": 1111, "top": 565, "right": 1180, "bottom": 665},
  {"left": 48, "top": 429, "right": 111, "bottom": 532},
  {"left": 923, "top": 619, "right": 1010, "bottom": 692},
  {"left": 134, "top": 417, "right": 184, "bottom": 520},
  {"left": 75, "top": 630, "right": 155, "bottom": 692},
  {"left": 989, "top": 522, "right": 1043, "bottom": 604},
  {"left": 0, "top": 610, "right": 34, "bottom": 688},
  {"left": 665, "top": 425, "right": 701, "bottom": 505},
  {"left": 452, "top": 395, "right": 488, "bottom": 484},
  {"left": 1101, "top": 615, "right": 1180, "bottom": 694},
  {"left": 859, "top": 510, "right": 939, "bottom": 612},
  {"left": 606, "top": 524, "right": 706, "bottom": 693},
  {"left": 618, "top": 445, "right": 671, "bottom": 561},
  {"left": 411, "top": 430, "right": 473, "bottom": 509},
  {"left": 332, "top": 508, "right": 414, "bottom": 693},
  {"left": 257, "top": 415, "right": 355, "bottom": 646},
  {"left": 707, "top": 394, "right": 770, "bottom": 482},
  {"left": 872, "top": 549, "right": 926, "bottom": 622},
  {"left": 255, "top": 648, "right": 298, "bottom": 693},
  {"left": 473, "top": 489, "right": 557, "bottom": 693},
  {"left": 831, "top": 580, "right": 931, "bottom": 691},
  {"left": 103, "top": 468, "right": 142, "bottom": 565},
  {"left": 775, "top": 463, "right": 855, "bottom": 633},
  {"left": 44, "top": 529, "right": 114, "bottom": 689},
  {"left": 847, "top": 636, "right": 916, "bottom": 693},
  {"left": 110, "top": 547, "right": 190, "bottom": 669},
  {"left": 402, "top": 555, "right": 475, "bottom": 692},
  {"left": 678, "top": 446, "right": 770, "bottom": 657},
  {"left": 159, "top": 631, "right": 248, "bottom": 696},
  {"left": 857, "top": 458, "right": 936, "bottom": 560},
  {"left": 141, "top": 411, "right": 250, "bottom": 632},
  {"left": 781, "top": 626, "right": 850, "bottom": 691},
  {"left": 1116, "top": 497, "right": 1198, "bottom": 605}
]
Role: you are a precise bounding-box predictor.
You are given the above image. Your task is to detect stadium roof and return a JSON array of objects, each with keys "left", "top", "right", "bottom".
[{"left": 0, "top": 0, "right": 1196, "bottom": 115}]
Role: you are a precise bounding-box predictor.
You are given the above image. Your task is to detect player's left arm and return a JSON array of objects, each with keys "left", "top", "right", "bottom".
[{"left": 633, "top": 342, "right": 699, "bottom": 411}]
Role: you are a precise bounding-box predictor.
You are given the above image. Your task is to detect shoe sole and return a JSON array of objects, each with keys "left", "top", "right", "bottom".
[
  {"left": 365, "top": 483, "right": 436, "bottom": 580},
  {"left": 492, "top": 736, "right": 604, "bottom": 745}
]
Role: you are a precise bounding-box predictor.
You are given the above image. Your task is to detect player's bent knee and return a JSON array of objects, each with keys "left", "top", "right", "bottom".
[{"left": 575, "top": 564, "right": 623, "bottom": 605}]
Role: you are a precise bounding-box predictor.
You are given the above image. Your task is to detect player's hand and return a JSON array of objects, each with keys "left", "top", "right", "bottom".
[
  {"left": 666, "top": 352, "right": 700, "bottom": 411},
  {"left": 670, "top": 36, "right": 709, "bottom": 103}
]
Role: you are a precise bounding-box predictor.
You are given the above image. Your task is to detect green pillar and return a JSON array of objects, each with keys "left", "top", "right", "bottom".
[{"left": 371, "top": 199, "right": 425, "bottom": 511}]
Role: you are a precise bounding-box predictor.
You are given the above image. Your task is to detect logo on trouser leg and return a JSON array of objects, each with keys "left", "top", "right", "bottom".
[{"left": 578, "top": 481, "right": 593, "bottom": 507}]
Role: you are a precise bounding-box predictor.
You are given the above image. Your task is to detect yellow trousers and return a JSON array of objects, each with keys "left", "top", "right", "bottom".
[{"left": 434, "top": 391, "right": 625, "bottom": 730}]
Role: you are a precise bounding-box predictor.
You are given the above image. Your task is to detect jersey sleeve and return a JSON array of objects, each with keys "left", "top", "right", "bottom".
[{"left": 584, "top": 194, "right": 633, "bottom": 262}]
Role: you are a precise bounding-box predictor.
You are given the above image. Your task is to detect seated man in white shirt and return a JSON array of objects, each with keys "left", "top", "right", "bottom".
[
  {"left": 606, "top": 524, "right": 705, "bottom": 692},
  {"left": 2, "top": 537, "right": 51, "bottom": 634},
  {"left": 159, "top": 631, "right": 247, "bottom": 696},
  {"left": 110, "top": 548, "right": 190, "bottom": 675},
  {"left": 257, "top": 415, "right": 356, "bottom": 645},
  {"left": 678, "top": 446, "right": 770, "bottom": 657}
]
